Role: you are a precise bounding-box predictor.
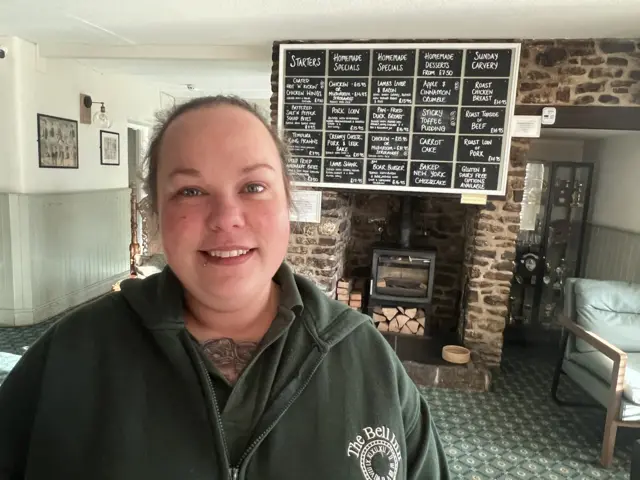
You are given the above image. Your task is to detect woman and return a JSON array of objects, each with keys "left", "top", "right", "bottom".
[{"left": 0, "top": 96, "right": 450, "bottom": 479}]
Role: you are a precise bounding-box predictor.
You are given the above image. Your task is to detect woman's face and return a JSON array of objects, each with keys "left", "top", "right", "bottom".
[{"left": 156, "top": 105, "right": 291, "bottom": 311}]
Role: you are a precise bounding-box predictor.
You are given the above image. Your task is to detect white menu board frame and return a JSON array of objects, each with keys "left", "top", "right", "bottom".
[{"left": 276, "top": 42, "right": 522, "bottom": 197}]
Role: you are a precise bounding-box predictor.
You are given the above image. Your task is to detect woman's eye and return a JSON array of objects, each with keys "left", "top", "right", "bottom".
[
  {"left": 244, "top": 183, "right": 265, "bottom": 194},
  {"left": 179, "top": 187, "right": 202, "bottom": 197}
]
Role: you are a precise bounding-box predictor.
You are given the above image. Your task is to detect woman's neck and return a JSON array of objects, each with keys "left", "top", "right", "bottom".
[{"left": 184, "top": 281, "right": 280, "bottom": 343}]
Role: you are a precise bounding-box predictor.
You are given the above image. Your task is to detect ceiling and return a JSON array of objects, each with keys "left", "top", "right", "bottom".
[{"left": 1, "top": 0, "right": 639, "bottom": 97}]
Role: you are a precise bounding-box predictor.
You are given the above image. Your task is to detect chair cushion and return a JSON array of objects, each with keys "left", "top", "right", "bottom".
[
  {"left": 568, "top": 351, "right": 640, "bottom": 405},
  {"left": 574, "top": 279, "right": 640, "bottom": 353}
]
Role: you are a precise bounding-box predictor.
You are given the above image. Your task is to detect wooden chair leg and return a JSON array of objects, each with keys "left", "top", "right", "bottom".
[{"left": 600, "top": 416, "right": 617, "bottom": 467}]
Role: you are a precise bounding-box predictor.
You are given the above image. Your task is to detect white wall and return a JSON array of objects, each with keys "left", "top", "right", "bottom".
[
  {"left": 0, "top": 37, "right": 21, "bottom": 192},
  {"left": 587, "top": 134, "right": 640, "bottom": 233},
  {"left": 3, "top": 37, "right": 163, "bottom": 194},
  {"left": 528, "top": 138, "right": 585, "bottom": 163}
]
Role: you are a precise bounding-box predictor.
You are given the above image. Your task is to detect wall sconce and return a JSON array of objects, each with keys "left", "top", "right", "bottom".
[{"left": 80, "top": 94, "right": 112, "bottom": 128}]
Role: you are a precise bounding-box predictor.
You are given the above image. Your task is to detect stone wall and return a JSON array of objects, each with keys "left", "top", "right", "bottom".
[{"left": 518, "top": 39, "right": 640, "bottom": 106}]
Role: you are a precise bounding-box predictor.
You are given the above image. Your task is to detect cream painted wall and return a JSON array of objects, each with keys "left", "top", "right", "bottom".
[
  {"left": 1, "top": 37, "right": 164, "bottom": 194},
  {"left": 0, "top": 37, "right": 22, "bottom": 192},
  {"left": 586, "top": 134, "right": 640, "bottom": 233}
]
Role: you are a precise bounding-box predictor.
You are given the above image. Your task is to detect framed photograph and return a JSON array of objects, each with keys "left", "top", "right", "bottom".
[
  {"left": 37, "top": 114, "right": 79, "bottom": 169},
  {"left": 100, "top": 130, "right": 120, "bottom": 166}
]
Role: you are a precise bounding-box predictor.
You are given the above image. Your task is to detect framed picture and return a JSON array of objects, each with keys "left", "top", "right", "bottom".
[
  {"left": 37, "top": 114, "right": 79, "bottom": 169},
  {"left": 100, "top": 130, "right": 120, "bottom": 166}
]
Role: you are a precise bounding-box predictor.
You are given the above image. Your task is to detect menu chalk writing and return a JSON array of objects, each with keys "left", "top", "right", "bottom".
[
  {"left": 454, "top": 164, "right": 500, "bottom": 191},
  {"left": 326, "top": 105, "right": 367, "bottom": 131},
  {"left": 328, "top": 78, "right": 368, "bottom": 104},
  {"left": 285, "top": 77, "right": 325, "bottom": 104},
  {"left": 411, "top": 135, "right": 455, "bottom": 161},
  {"left": 368, "top": 106, "right": 411, "bottom": 133},
  {"left": 284, "top": 104, "right": 323, "bottom": 130},
  {"left": 460, "top": 108, "right": 506, "bottom": 135},
  {"left": 462, "top": 79, "right": 509, "bottom": 106},
  {"left": 416, "top": 79, "right": 461, "bottom": 105},
  {"left": 278, "top": 42, "right": 519, "bottom": 194},
  {"left": 325, "top": 132, "right": 366, "bottom": 158},
  {"left": 288, "top": 157, "right": 322, "bottom": 183},
  {"left": 287, "top": 131, "right": 323, "bottom": 157},
  {"left": 367, "top": 160, "right": 407, "bottom": 186},
  {"left": 371, "top": 78, "right": 414, "bottom": 104},
  {"left": 368, "top": 134, "right": 410, "bottom": 159},
  {"left": 417, "top": 49, "right": 463, "bottom": 77},
  {"left": 410, "top": 162, "right": 453, "bottom": 188},
  {"left": 329, "top": 50, "right": 370, "bottom": 76},
  {"left": 324, "top": 159, "right": 365, "bottom": 184},
  {"left": 457, "top": 136, "right": 503, "bottom": 163}
]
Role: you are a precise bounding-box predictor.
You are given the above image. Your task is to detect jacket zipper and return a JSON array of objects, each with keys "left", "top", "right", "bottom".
[
  {"left": 233, "top": 345, "right": 327, "bottom": 473},
  {"left": 188, "top": 338, "right": 237, "bottom": 480}
]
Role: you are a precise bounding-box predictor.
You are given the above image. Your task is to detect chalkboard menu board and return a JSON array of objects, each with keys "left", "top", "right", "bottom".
[{"left": 277, "top": 43, "right": 521, "bottom": 195}]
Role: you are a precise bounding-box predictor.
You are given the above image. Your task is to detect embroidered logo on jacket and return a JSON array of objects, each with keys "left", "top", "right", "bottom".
[{"left": 347, "top": 426, "right": 402, "bottom": 480}]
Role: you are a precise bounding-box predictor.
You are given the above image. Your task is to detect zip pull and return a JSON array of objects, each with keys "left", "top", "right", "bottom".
[{"left": 230, "top": 467, "right": 239, "bottom": 480}]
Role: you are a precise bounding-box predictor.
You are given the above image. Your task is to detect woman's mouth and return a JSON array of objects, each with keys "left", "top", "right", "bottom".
[{"left": 199, "top": 248, "right": 255, "bottom": 266}]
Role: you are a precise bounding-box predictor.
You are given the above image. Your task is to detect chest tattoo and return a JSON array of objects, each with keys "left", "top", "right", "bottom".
[{"left": 201, "top": 338, "right": 259, "bottom": 385}]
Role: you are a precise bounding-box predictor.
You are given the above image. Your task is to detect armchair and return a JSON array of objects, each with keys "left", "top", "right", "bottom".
[{"left": 551, "top": 278, "right": 640, "bottom": 467}]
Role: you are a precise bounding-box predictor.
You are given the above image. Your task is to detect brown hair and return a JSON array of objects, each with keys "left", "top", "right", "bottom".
[{"left": 142, "top": 95, "right": 292, "bottom": 214}]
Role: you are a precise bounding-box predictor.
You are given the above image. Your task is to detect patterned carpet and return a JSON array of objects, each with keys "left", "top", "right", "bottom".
[{"left": 1, "top": 320, "right": 637, "bottom": 479}]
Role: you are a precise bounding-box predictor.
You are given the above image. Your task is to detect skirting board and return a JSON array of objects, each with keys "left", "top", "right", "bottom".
[{"left": 0, "top": 271, "right": 129, "bottom": 327}]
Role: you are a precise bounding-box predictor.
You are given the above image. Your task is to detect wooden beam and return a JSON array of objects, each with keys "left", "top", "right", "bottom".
[{"left": 515, "top": 105, "right": 640, "bottom": 131}]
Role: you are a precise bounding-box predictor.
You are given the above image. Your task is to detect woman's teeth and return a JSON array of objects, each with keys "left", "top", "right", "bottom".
[{"left": 207, "top": 249, "right": 249, "bottom": 258}]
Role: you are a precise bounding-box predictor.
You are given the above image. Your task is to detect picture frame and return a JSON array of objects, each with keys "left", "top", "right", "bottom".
[
  {"left": 100, "top": 130, "right": 120, "bottom": 166},
  {"left": 37, "top": 114, "right": 79, "bottom": 169}
]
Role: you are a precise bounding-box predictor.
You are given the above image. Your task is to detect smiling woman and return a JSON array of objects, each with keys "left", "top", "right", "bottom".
[{"left": 0, "top": 95, "right": 449, "bottom": 480}]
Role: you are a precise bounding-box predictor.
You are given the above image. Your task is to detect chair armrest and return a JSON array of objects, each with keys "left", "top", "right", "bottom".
[{"left": 558, "top": 314, "right": 627, "bottom": 362}]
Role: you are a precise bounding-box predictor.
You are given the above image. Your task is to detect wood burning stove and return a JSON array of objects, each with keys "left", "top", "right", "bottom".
[
  {"left": 366, "top": 196, "right": 436, "bottom": 315},
  {"left": 369, "top": 248, "right": 436, "bottom": 305}
]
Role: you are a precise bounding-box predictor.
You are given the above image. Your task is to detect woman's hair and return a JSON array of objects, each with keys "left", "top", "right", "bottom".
[{"left": 142, "top": 95, "right": 292, "bottom": 214}]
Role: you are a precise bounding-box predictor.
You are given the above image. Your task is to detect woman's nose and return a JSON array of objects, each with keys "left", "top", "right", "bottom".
[{"left": 205, "top": 194, "right": 245, "bottom": 231}]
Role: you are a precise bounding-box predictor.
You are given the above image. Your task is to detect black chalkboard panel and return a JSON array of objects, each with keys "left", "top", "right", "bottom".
[
  {"left": 368, "top": 106, "right": 411, "bottom": 133},
  {"left": 414, "top": 107, "right": 458, "bottom": 134},
  {"left": 323, "top": 159, "right": 365, "bottom": 184},
  {"left": 284, "top": 104, "right": 323, "bottom": 130},
  {"left": 325, "top": 132, "right": 366, "bottom": 158},
  {"left": 326, "top": 105, "right": 367, "bottom": 131},
  {"left": 454, "top": 164, "right": 500, "bottom": 190},
  {"left": 417, "top": 49, "right": 463, "bottom": 77},
  {"left": 371, "top": 78, "right": 414, "bottom": 105},
  {"left": 409, "top": 162, "right": 453, "bottom": 188},
  {"left": 366, "top": 160, "right": 407, "bottom": 186},
  {"left": 460, "top": 108, "right": 506, "bottom": 135},
  {"left": 285, "top": 50, "right": 326, "bottom": 76},
  {"left": 285, "top": 77, "right": 325, "bottom": 104},
  {"left": 462, "top": 79, "right": 509, "bottom": 107},
  {"left": 372, "top": 49, "right": 416, "bottom": 76},
  {"left": 367, "top": 134, "right": 410, "bottom": 159},
  {"left": 464, "top": 49, "right": 512, "bottom": 77},
  {"left": 328, "top": 50, "right": 370, "bottom": 76},
  {"left": 287, "top": 157, "right": 322, "bottom": 183},
  {"left": 328, "top": 78, "right": 368, "bottom": 104},
  {"left": 411, "top": 134, "right": 455, "bottom": 161},
  {"left": 457, "top": 136, "right": 503, "bottom": 163},
  {"left": 286, "top": 131, "right": 323, "bottom": 157},
  {"left": 416, "top": 78, "right": 461, "bottom": 105}
]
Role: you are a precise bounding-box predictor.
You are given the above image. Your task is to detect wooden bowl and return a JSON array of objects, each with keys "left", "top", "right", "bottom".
[{"left": 442, "top": 345, "right": 471, "bottom": 364}]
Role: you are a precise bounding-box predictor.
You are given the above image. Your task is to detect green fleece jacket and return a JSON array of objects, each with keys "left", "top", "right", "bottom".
[{"left": 0, "top": 263, "right": 450, "bottom": 480}]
